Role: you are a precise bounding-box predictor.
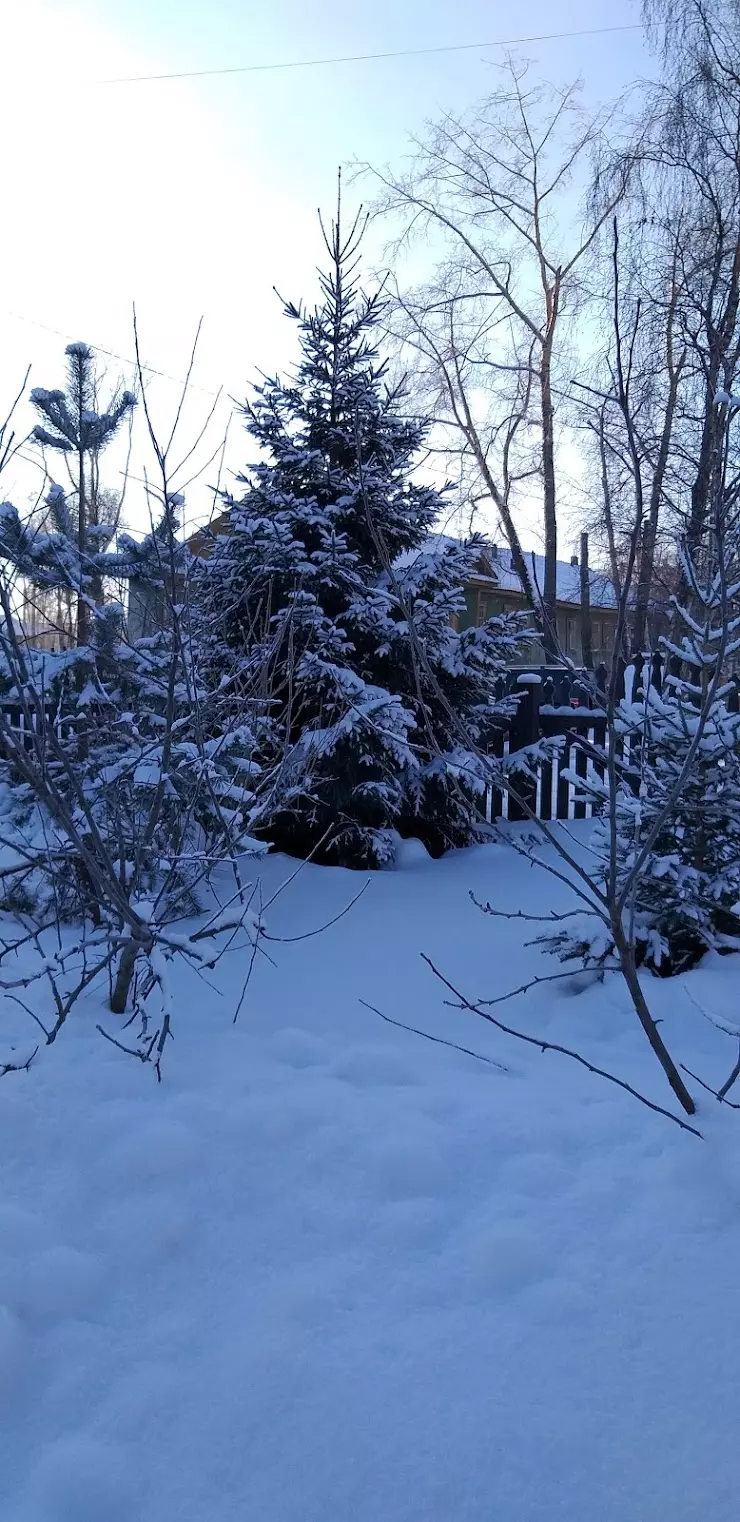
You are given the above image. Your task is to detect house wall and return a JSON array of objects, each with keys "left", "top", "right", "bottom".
[
  {"left": 460, "top": 583, "right": 618, "bottom": 667},
  {"left": 127, "top": 578, "right": 176, "bottom": 642},
  {"left": 128, "top": 556, "right": 618, "bottom": 670}
]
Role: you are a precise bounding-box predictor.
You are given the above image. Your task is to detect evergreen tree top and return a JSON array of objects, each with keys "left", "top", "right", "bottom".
[
  {"left": 31, "top": 342, "right": 136, "bottom": 456},
  {"left": 200, "top": 186, "right": 523, "bottom": 868},
  {"left": 229, "top": 179, "right": 441, "bottom": 571}
]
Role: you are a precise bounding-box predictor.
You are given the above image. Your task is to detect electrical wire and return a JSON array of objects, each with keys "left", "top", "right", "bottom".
[
  {"left": 7, "top": 18, "right": 650, "bottom": 395},
  {"left": 2, "top": 310, "right": 222, "bottom": 400},
  {"left": 90, "top": 22, "right": 644, "bottom": 87}
]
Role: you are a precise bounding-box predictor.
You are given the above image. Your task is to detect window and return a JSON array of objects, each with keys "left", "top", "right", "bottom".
[{"left": 566, "top": 616, "right": 578, "bottom": 653}]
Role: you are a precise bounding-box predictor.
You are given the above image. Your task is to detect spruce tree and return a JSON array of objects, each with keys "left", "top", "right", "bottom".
[
  {"left": 611, "top": 537, "right": 740, "bottom": 973},
  {"left": 539, "top": 528, "right": 740, "bottom": 977},
  {"left": 201, "top": 193, "right": 521, "bottom": 867}
]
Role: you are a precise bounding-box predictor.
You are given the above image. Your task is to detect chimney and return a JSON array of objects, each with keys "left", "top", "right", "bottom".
[{"left": 570, "top": 553, "right": 579, "bottom": 567}]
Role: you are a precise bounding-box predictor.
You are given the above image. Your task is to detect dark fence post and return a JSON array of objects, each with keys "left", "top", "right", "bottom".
[
  {"left": 507, "top": 676, "right": 540, "bottom": 822},
  {"left": 509, "top": 677, "right": 540, "bottom": 749},
  {"left": 486, "top": 723, "right": 507, "bottom": 822},
  {"left": 572, "top": 723, "right": 590, "bottom": 820}
]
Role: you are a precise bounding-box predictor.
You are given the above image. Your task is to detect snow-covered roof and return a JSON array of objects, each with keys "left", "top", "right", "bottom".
[{"left": 397, "top": 535, "right": 618, "bottom": 610}]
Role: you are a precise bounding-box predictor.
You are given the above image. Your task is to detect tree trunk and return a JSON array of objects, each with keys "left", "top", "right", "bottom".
[
  {"left": 88, "top": 452, "right": 104, "bottom": 614},
  {"left": 611, "top": 917, "right": 696, "bottom": 1114},
  {"left": 633, "top": 257, "right": 685, "bottom": 655},
  {"left": 579, "top": 533, "right": 593, "bottom": 669},
  {"left": 595, "top": 411, "right": 622, "bottom": 604},
  {"left": 632, "top": 518, "right": 657, "bottom": 657},
  {"left": 76, "top": 446, "right": 87, "bottom": 648},
  {"left": 540, "top": 347, "right": 558, "bottom": 661},
  {"left": 75, "top": 446, "right": 90, "bottom": 763},
  {"left": 670, "top": 237, "right": 740, "bottom": 663},
  {"left": 632, "top": 405, "right": 678, "bottom": 654},
  {"left": 110, "top": 939, "right": 140, "bottom": 1014},
  {"left": 468, "top": 437, "right": 546, "bottom": 644}
]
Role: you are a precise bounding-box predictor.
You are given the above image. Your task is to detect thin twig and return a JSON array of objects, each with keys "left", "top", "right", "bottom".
[
  {"left": 422, "top": 956, "right": 703, "bottom": 1137},
  {"left": 360, "top": 998, "right": 509, "bottom": 1071},
  {"left": 680, "top": 1063, "right": 740, "bottom": 1109},
  {"left": 264, "top": 880, "right": 370, "bottom": 942}
]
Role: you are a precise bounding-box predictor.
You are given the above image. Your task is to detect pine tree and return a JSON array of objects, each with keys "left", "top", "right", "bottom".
[
  {"left": 30, "top": 342, "right": 136, "bottom": 647},
  {"left": 0, "top": 346, "right": 266, "bottom": 923},
  {"left": 200, "top": 191, "right": 521, "bottom": 868}
]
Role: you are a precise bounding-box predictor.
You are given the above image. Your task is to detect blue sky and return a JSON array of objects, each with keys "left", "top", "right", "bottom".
[{"left": 1, "top": 0, "right": 651, "bottom": 535}]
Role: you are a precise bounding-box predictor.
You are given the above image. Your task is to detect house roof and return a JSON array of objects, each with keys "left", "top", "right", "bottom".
[{"left": 397, "top": 535, "right": 618, "bottom": 610}]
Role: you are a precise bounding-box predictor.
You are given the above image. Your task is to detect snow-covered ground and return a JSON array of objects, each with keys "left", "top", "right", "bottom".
[{"left": 1, "top": 830, "right": 739, "bottom": 1522}]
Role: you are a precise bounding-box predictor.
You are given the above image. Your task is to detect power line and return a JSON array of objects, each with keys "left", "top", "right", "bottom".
[
  {"left": 2, "top": 310, "right": 223, "bottom": 400},
  {"left": 90, "top": 22, "right": 644, "bottom": 87}
]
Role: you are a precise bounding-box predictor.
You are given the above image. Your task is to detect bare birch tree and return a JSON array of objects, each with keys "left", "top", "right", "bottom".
[
  {"left": 584, "top": 0, "right": 740, "bottom": 650},
  {"left": 362, "top": 59, "right": 629, "bottom": 657},
  {"left": 573, "top": 215, "right": 688, "bottom": 656}
]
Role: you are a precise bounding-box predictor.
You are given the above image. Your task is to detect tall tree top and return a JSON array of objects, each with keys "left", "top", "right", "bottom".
[{"left": 236, "top": 179, "right": 442, "bottom": 568}]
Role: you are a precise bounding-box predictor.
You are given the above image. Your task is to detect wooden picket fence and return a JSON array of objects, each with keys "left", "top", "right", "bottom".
[
  {"left": 487, "top": 653, "right": 740, "bottom": 823},
  {"left": 484, "top": 699, "right": 611, "bottom": 824},
  {"left": 0, "top": 700, "right": 74, "bottom": 750},
  {"left": 3, "top": 653, "right": 738, "bottom": 826}
]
